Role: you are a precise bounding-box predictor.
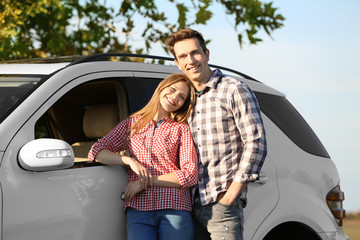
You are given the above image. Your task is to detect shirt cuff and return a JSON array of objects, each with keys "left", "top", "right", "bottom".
[
  {"left": 234, "top": 173, "right": 259, "bottom": 183},
  {"left": 173, "top": 170, "right": 187, "bottom": 187},
  {"left": 87, "top": 145, "right": 101, "bottom": 161}
]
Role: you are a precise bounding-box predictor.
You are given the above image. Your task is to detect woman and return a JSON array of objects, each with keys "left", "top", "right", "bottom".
[{"left": 88, "top": 73, "right": 198, "bottom": 240}]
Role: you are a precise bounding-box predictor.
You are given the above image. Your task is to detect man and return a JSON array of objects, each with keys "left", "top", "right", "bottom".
[{"left": 166, "top": 28, "right": 267, "bottom": 240}]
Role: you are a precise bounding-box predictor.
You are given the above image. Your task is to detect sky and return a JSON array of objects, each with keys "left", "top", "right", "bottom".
[{"left": 107, "top": 0, "right": 360, "bottom": 212}]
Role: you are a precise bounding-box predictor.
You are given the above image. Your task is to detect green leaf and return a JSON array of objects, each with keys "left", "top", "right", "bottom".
[
  {"left": 176, "top": 3, "right": 188, "bottom": 29},
  {"left": 196, "top": 8, "right": 212, "bottom": 24}
]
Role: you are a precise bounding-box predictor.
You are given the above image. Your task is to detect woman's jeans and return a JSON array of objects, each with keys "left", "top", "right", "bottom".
[{"left": 126, "top": 208, "right": 194, "bottom": 240}]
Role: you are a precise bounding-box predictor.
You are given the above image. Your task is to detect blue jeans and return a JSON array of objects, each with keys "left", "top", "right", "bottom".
[{"left": 126, "top": 208, "right": 194, "bottom": 240}]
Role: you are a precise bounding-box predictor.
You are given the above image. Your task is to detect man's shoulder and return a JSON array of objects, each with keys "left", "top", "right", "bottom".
[
  {"left": 218, "top": 74, "right": 250, "bottom": 92},
  {"left": 221, "top": 75, "right": 243, "bottom": 84}
]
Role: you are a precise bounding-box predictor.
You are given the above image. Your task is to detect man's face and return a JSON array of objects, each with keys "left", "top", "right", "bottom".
[{"left": 173, "top": 38, "right": 211, "bottom": 85}]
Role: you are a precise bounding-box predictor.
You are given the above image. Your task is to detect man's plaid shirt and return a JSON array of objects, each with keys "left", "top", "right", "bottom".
[{"left": 189, "top": 69, "right": 267, "bottom": 206}]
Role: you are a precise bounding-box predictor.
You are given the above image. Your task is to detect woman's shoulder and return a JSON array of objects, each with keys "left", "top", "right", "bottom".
[
  {"left": 126, "top": 115, "right": 141, "bottom": 124},
  {"left": 115, "top": 115, "right": 140, "bottom": 129}
]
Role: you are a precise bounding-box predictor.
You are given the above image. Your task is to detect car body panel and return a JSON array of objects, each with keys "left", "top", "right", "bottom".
[
  {"left": 0, "top": 63, "right": 135, "bottom": 239},
  {"left": 250, "top": 110, "right": 344, "bottom": 239}
]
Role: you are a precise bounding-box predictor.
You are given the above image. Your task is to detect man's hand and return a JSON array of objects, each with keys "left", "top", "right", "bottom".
[{"left": 217, "top": 182, "right": 248, "bottom": 205}]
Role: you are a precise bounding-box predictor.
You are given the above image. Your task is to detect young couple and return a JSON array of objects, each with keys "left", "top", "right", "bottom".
[{"left": 88, "top": 28, "right": 267, "bottom": 240}]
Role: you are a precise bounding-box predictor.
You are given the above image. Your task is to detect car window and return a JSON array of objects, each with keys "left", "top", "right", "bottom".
[
  {"left": 254, "top": 91, "right": 330, "bottom": 158},
  {"left": 35, "top": 78, "right": 129, "bottom": 167},
  {"left": 0, "top": 75, "right": 44, "bottom": 123},
  {"left": 126, "top": 77, "right": 161, "bottom": 114}
]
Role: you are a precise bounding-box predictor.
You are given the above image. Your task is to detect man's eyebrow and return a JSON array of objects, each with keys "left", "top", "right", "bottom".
[
  {"left": 177, "top": 49, "right": 201, "bottom": 58},
  {"left": 177, "top": 53, "right": 187, "bottom": 58}
]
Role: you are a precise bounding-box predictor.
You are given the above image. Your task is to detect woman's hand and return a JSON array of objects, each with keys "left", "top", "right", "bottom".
[
  {"left": 95, "top": 149, "right": 152, "bottom": 188},
  {"left": 122, "top": 156, "right": 152, "bottom": 189},
  {"left": 124, "top": 180, "right": 144, "bottom": 202}
]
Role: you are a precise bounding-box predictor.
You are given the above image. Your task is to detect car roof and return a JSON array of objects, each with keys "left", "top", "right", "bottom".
[
  {"left": 0, "top": 53, "right": 284, "bottom": 96},
  {"left": 0, "top": 53, "right": 254, "bottom": 78},
  {"left": 0, "top": 62, "right": 70, "bottom": 75}
]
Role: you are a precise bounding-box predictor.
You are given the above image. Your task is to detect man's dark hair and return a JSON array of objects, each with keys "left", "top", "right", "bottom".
[{"left": 165, "top": 28, "right": 207, "bottom": 59}]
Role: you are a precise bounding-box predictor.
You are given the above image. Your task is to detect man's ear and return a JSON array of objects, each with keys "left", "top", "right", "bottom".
[{"left": 205, "top": 49, "right": 210, "bottom": 62}]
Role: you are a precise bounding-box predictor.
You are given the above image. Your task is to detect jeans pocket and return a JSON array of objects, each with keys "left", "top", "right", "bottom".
[
  {"left": 216, "top": 201, "right": 236, "bottom": 208},
  {"left": 214, "top": 198, "right": 243, "bottom": 216}
]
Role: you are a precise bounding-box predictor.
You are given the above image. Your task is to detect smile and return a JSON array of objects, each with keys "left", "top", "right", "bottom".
[
  {"left": 188, "top": 65, "right": 199, "bottom": 72},
  {"left": 166, "top": 96, "right": 175, "bottom": 106}
]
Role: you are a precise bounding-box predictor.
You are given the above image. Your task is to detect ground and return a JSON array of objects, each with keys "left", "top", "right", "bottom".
[{"left": 343, "top": 211, "right": 360, "bottom": 240}]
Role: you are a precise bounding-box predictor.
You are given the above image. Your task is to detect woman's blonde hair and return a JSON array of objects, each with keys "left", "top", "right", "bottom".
[{"left": 129, "top": 73, "right": 195, "bottom": 137}]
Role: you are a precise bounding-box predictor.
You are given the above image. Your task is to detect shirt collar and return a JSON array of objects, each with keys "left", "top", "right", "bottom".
[
  {"left": 151, "top": 115, "right": 172, "bottom": 127},
  {"left": 201, "top": 69, "right": 223, "bottom": 94},
  {"left": 159, "top": 116, "right": 173, "bottom": 124}
]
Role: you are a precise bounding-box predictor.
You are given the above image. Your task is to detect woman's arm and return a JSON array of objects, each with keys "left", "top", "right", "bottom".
[
  {"left": 96, "top": 149, "right": 152, "bottom": 188},
  {"left": 151, "top": 173, "right": 181, "bottom": 188},
  {"left": 124, "top": 173, "right": 181, "bottom": 202}
]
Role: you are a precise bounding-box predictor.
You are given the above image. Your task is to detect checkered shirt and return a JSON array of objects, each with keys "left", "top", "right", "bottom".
[
  {"left": 88, "top": 115, "right": 198, "bottom": 211},
  {"left": 189, "top": 69, "right": 267, "bottom": 206}
]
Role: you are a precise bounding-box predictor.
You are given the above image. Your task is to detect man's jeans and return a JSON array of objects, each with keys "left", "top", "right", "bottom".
[
  {"left": 192, "top": 195, "right": 244, "bottom": 240},
  {"left": 126, "top": 208, "right": 194, "bottom": 240}
]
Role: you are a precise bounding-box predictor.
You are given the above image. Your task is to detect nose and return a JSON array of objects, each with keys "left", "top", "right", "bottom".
[
  {"left": 171, "top": 93, "right": 182, "bottom": 105},
  {"left": 173, "top": 94, "right": 180, "bottom": 104},
  {"left": 186, "top": 54, "right": 196, "bottom": 64}
]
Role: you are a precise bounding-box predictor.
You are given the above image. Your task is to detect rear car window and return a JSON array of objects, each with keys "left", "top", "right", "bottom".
[
  {"left": 254, "top": 91, "right": 330, "bottom": 158},
  {"left": 0, "top": 75, "right": 43, "bottom": 123}
]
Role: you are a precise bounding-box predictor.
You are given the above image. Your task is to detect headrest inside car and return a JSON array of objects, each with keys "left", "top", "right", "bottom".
[{"left": 83, "top": 104, "right": 120, "bottom": 139}]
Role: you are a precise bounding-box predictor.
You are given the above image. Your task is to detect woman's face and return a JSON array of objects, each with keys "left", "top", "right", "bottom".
[{"left": 158, "top": 81, "right": 189, "bottom": 116}]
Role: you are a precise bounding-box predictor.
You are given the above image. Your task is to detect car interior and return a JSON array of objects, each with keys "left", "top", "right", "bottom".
[{"left": 35, "top": 78, "right": 129, "bottom": 167}]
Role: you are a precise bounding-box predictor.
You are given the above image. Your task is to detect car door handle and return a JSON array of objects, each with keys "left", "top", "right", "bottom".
[{"left": 255, "top": 176, "right": 268, "bottom": 185}]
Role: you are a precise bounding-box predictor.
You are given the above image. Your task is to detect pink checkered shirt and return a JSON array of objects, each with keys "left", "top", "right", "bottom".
[{"left": 88, "top": 115, "right": 198, "bottom": 211}]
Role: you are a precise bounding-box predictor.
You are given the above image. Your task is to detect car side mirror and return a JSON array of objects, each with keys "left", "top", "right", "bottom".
[{"left": 18, "top": 138, "right": 74, "bottom": 171}]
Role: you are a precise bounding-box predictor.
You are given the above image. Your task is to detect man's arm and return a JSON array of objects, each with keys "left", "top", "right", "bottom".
[
  {"left": 219, "top": 81, "right": 266, "bottom": 205},
  {"left": 233, "top": 81, "right": 267, "bottom": 184}
]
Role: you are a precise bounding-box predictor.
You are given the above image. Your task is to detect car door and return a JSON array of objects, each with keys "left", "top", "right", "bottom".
[
  {"left": 243, "top": 148, "right": 279, "bottom": 239},
  {"left": 243, "top": 103, "right": 280, "bottom": 239},
  {"left": 0, "top": 64, "right": 137, "bottom": 240}
]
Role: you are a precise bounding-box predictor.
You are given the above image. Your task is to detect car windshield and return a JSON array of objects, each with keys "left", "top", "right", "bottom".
[{"left": 0, "top": 75, "right": 43, "bottom": 123}]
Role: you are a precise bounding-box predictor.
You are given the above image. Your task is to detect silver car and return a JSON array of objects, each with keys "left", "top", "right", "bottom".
[{"left": 0, "top": 54, "right": 348, "bottom": 240}]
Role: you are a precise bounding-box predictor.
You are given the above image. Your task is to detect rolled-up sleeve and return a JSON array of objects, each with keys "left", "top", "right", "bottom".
[
  {"left": 173, "top": 124, "right": 198, "bottom": 188},
  {"left": 88, "top": 118, "right": 130, "bottom": 161},
  {"left": 232, "top": 83, "right": 267, "bottom": 183}
]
